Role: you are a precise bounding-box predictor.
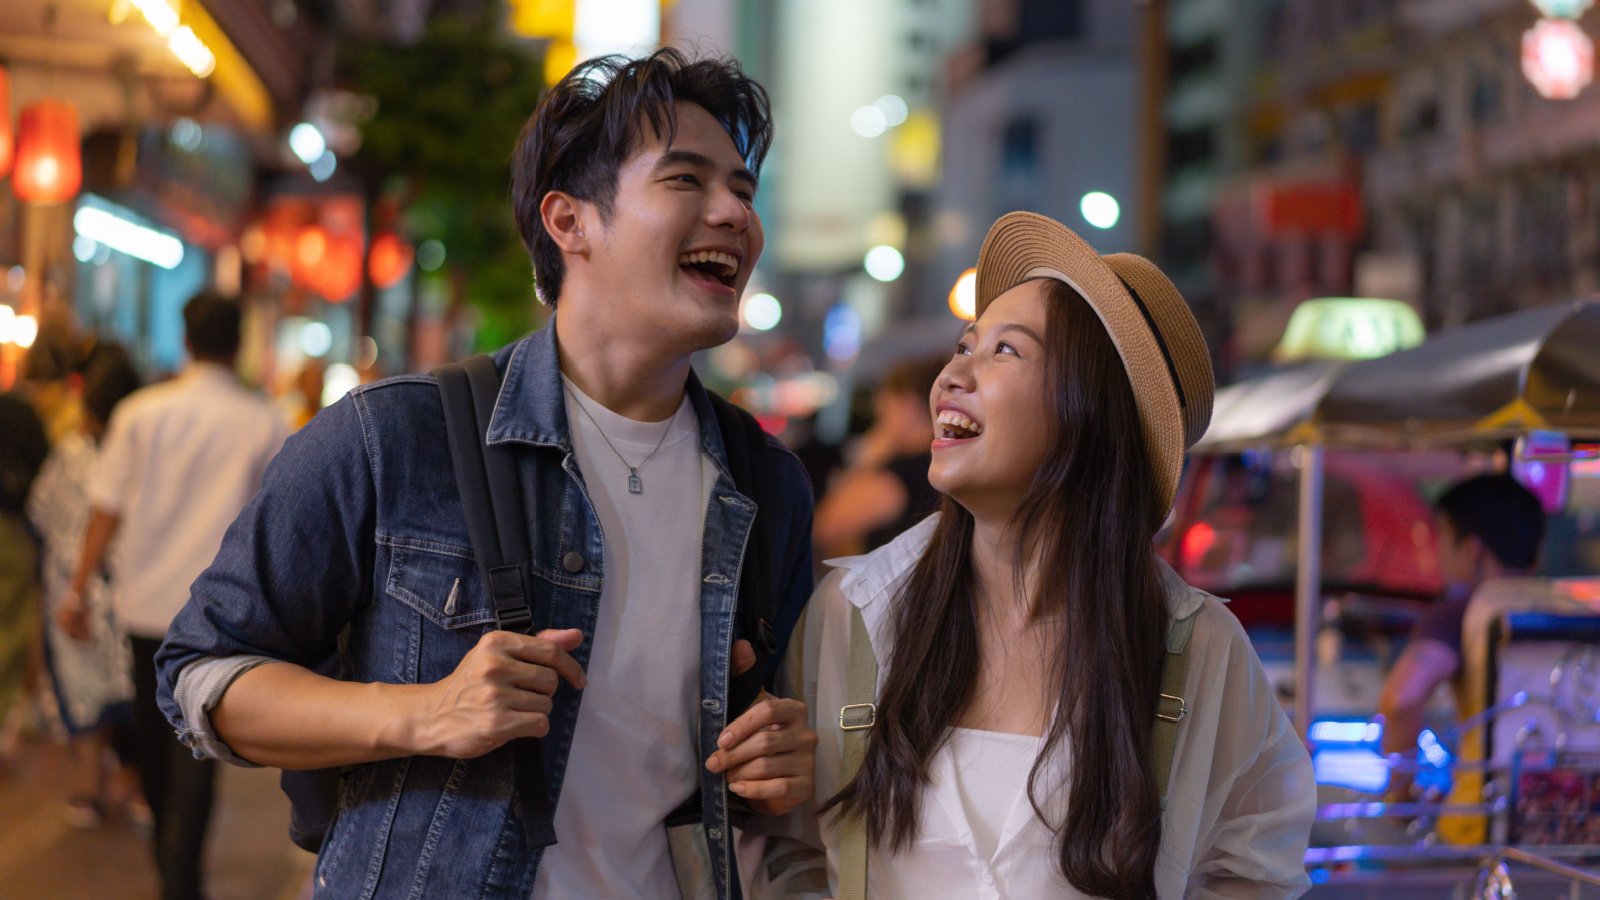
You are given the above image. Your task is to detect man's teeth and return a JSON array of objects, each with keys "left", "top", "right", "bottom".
[
  {"left": 678, "top": 250, "right": 739, "bottom": 277},
  {"left": 936, "top": 410, "right": 983, "bottom": 438}
]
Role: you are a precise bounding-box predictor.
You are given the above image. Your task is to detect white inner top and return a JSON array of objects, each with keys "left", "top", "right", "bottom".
[
  {"left": 531, "top": 377, "right": 710, "bottom": 899},
  {"left": 948, "top": 727, "right": 1043, "bottom": 865}
]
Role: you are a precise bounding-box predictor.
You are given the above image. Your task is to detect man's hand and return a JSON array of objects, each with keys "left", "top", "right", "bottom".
[
  {"left": 705, "top": 639, "right": 817, "bottom": 816},
  {"left": 56, "top": 590, "right": 91, "bottom": 642},
  {"left": 414, "top": 628, "right": 586, "bottom": 759}
]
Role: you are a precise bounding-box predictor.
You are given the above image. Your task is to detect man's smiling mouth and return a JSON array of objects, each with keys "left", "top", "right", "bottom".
[{"left": 678, "top": 250, "right": 739, "bottom": 288}]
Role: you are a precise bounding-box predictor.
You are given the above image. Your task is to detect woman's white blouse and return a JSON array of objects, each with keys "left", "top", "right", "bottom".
[
  {"left": 864, "top": 726, "right": 1065, "bottom": 898},
  {"left": 743, "top": 515, "right": 1316, "bottom": 899}
]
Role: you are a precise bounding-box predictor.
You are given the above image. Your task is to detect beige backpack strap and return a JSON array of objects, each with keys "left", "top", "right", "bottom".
[
  {"left": 1154, "top": 608, "right": 1199, "bottom": 808},
  {"left": 837, "top": 603, "right": 878, "bottom": 900}
]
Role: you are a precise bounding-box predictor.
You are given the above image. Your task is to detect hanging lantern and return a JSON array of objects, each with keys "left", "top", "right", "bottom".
[
  {"left": 368, "top": 233, "right": 414, "bottom": 289},
  {"left": 13, "top": 99, "right": 82, "bottom": 204},
  {"left": 317, "top": 235, "right": 363, "bottom": 302},
  {"left": 289, "top": 223, "right": 327, "bottom": 293},
  {"left": 0, "top": 66, "right": 13, "bottom": 179},
  {"left": 1523, "top": 18, "right": 1594, "bottom": 100}
]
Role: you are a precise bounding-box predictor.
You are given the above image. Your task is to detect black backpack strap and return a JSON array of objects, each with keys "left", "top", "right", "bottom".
[
  {"left": 434, "top": 356, "right": 555, "bottom": 849},
  {"left": 707, "top": 392, "right": 781, "bottom": 714},
  {"left": 439, "top": 357, "right": 541, "bottom": 634}
]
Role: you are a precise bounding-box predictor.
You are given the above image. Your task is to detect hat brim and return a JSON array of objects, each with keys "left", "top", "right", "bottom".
[{"left": 974, "top": 211, "right": 1185, "bottom": 523}]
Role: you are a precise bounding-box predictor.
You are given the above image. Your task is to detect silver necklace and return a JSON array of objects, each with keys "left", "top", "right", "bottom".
[{"left": 565, "top": 385, "right": 673, "bottom": 494}]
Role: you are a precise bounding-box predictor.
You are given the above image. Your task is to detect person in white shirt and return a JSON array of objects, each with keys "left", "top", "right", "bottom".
[
  {"left": 749, "top": 212, "right": 1316, "bottom": 899},
  {"left": 61, "top": 293, "right": 287, "bottom": 900}
]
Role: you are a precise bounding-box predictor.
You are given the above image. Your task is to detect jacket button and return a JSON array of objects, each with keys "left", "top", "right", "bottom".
[{"left": 562, "top": 551, "right": 585, "bottom": 573}]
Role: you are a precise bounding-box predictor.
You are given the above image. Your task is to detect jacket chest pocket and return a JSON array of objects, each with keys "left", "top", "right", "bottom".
[{"left": 385, "top": 542, "right": 495, "bottom": 682}]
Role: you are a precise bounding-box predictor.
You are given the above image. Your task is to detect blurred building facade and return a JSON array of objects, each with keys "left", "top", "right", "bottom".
[
  {"left": 0, "top": 0, "right": 321, "bottom": 383},
  {"left": 1153, "top": 0, "right": 1600, "bottom": 372},
  {"left": 929, "top": 0, "right": 1144, "bottom": 312}
]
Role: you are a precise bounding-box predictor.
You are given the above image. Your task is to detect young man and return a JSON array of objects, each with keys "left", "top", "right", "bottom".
[
  {"left": 156, "top": 51, "right": 817, "bottom": 899},
  {"left": 1378, "top": 472, "right": 1544, "bottom": 798}
]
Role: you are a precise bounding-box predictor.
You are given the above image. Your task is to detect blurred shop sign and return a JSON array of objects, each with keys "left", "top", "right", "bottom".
[
  {"left": 1353, "top": 252, "right": 1422, "bottom": 305},
  {"left": 508, "top": 0, "right": 576, "bottom": 40},
  {"left": 509, "top": 0, "right": 659, "bottom": 84},
  {"left": 1272, "top": 297, "right": 1425, "bottom": 362},
  {"left": 1255, "top": 179, "right": 1362, "bottom": 237},
  {"left": 82, "top": 123, "right": 253, "bottom": 249}
]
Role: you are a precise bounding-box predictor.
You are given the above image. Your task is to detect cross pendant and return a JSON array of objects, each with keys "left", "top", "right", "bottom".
[{"left": 628, "top": 470, "right": 643, "bottom": 494}]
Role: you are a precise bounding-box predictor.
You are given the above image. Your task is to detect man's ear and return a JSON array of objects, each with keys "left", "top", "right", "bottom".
[
  {"left": 540, "top": 191, "right": 590, "bottom": 255},
  {"left": 1463, "top": 533, "right": 1494, "bottom": 577}
]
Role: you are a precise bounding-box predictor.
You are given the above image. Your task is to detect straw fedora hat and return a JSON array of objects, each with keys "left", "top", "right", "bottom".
[{"left": 974, "top": 211, "right": 1215, "bottom": 524}]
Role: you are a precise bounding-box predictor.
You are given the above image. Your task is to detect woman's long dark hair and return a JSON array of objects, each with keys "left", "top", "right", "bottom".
[{"left": 824, "top": 279, "right": 1172, "bottom": 899}]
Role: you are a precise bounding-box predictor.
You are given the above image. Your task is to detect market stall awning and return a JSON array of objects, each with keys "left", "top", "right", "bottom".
[
  {"left": 1191, "top": 360, "right": 1344, "bottom": 453},
  {"left": 1192, "top": 299, "right": 1600, "bottom": 454},
  {"left": 1317, "top": 299, "right": 1600, "bottom": 447}
]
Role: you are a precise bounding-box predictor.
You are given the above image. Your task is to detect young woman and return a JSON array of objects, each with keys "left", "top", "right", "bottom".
[
  {"left": 27, "top": 343, "right": 145, "bottom": 826},
  {"left": 750, "top": 212, "right": 1315, "bottom": 899}
]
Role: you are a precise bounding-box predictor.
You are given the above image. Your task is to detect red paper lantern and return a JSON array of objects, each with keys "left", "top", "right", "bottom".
[
  {"left": 317, "top": 236, "right": 363, "bottom": 302},
  {"left": 368, "top": 233, "right": 413, "bottom": 289},
  {"left": 0, "top": 67, "right": 13, "bottom": 178},
  {"left": 294, "top": 224, "right": 328, "bottom": 269},
  {"left": 289, "top": 224, "right": 328, "bottom": 294},
  {"left": 13, "top": 99, "right": 82, "bottom": 204}
]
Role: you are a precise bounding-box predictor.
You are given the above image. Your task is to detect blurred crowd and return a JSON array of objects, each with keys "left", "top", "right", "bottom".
[{"left": 0, "top": 297, "right": 319, "bottom": 891}]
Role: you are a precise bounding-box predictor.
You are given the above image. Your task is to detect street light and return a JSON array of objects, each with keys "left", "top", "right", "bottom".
[
  {"left": 742, "top": 292, "right": 782, "bottom": 331},
  {"left": 1523, "top": 18, "right": 1594, "bottom": 99},
  {"left": 864, "top": 245, "right": 904, "bottom": 282},
  {"left": 949, "top": 267, "right": 977, "bottom": 320},
  {"left": 1080, "top": 191, "right": 1121, "bottom": 230}
]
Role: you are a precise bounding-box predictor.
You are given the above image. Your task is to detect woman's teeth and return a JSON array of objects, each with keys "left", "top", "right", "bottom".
[{"left": 936, "top": 410, "right": 983, "bottom": 440}]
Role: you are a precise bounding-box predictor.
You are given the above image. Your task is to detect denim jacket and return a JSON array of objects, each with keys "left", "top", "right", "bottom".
[{"left": 155, "top": 320, "right": 816, "bottom": 899}]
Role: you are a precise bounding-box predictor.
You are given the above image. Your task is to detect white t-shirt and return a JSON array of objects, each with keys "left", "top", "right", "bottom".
[
  {"left": 87, "top": 364, "right": 287, "bottom": 639},
  {"left": 531, "top": 377, "right": 710, "bottom": 899}
]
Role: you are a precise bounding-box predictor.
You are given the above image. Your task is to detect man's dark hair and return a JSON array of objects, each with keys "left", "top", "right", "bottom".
[
  {"left": 183, "top": 292, "right": 242, "bottom": 362},
  {"left": 20, "top": 327, "right": 80, "bottom": 383},
  {"left": 81, "top": 343, "right": 143, "bottom": 429},
  {"left": 511, "top": 48, "right": 773, "bottom": 307},
  {"left": 1436, "top": 473, "right": 1545, "bottom": 570},
  {"left": 880, "top": 355, "right": 947, "bottom": 401}
]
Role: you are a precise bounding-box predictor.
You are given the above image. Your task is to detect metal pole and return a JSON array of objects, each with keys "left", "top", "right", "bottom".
[{"left": 1294, "top": 444, "right": 1324, "bottom": 738}]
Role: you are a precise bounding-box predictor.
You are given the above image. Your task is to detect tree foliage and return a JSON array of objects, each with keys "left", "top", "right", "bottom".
[{"left": 343, "top": 12, "right": 548, "bottom": 350}]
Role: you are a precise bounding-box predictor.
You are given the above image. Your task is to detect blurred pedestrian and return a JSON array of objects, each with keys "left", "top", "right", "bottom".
[
  {"left": 62, "top": 293, "right": 287, "bottom": 900},
  {"left": 786, "top": 411, "right": 844, "bottom": 504},
  {"left": 28, "top": 342, "right": 145, "bottom": 827},
  {"left": 21, "top": 326, "right": 86, "bottom": 442},
  {"left": 813, "top": 355, "right": 945, "bottom": 557},
  {"left": 1378, "top": 473, "right": 1544, "bottom": 799},
  {"left": 0, "top": 383, "right": 49, "bottom": 761},
  {"left": 154, "top": 50, "right": 816, "bottom": 900}
]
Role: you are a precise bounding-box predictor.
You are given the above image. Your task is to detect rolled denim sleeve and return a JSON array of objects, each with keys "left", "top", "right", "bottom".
[
  {"left": 171, "top": 655, "right": 279, "bottom": 764},
  {"left": 155, "top": 393, "right": 377, "bottom": 753}
]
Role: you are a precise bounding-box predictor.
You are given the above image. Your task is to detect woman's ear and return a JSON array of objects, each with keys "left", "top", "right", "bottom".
[{"left": 540, "top": 191, "right": 589, "bottom": 255}]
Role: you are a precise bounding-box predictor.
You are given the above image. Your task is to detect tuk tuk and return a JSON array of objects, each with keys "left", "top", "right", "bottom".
[{"left": 1161, "top": 299, "right": 1600, "bottom": 896}]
